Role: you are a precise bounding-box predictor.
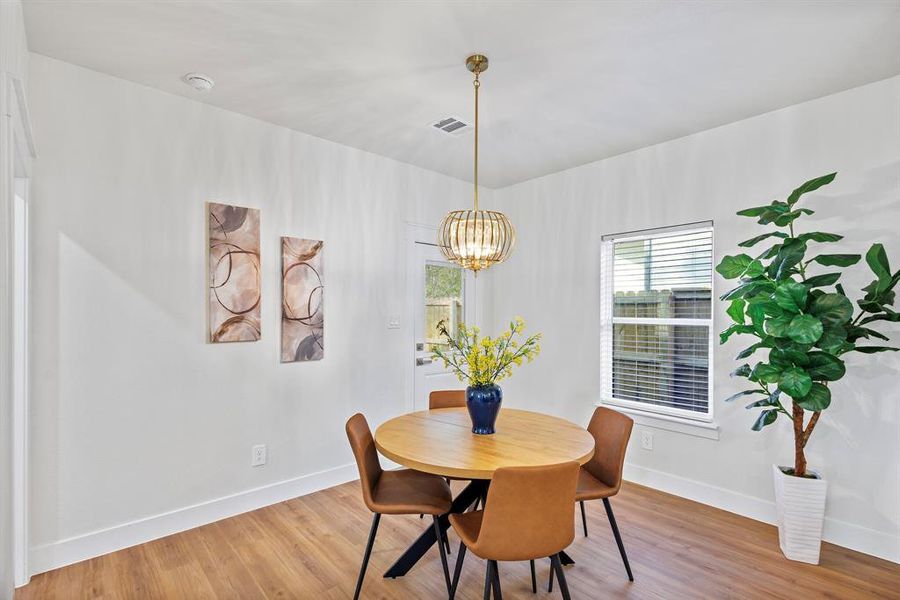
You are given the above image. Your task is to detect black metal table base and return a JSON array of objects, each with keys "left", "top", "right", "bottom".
[{"left": 383, "top": 480, "right": 575, "bottom": 578}]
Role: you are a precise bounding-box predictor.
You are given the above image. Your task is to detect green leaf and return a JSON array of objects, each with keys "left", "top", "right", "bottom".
[
  {"left": 744, "top": 260, "right": 765, "bottom": 278},
  {"left": 746, "top": 302, "right": 768, "bottom": 336},
  {"left": 805, "top": 352, "right": 845, "bottom": 381},
  {"left": 764, "top": 314, "right": 794, "bottom": 338},
  {"left": 859, "top": 311, "right": 900, "bottom": 325},
  {"left": 757, "top": 243, "right": 783, "bottom": 260},
  {"left": 810, "top": 293, "right": 853, "bottom": 326},
  {"left": 738, "top": 232, "right": 788, "bottom": 248},
  {"left": 866, "top": 243, "right": 892, "bottom": 292},
  {"left": 751, "top": 409, "right": 778, "bottom": 431},
  {"left": 730, "top": 364, "right": 752, "bottom": 378},
  {"left": 726, "top": 299, "right": 746, "bottom": 324},
  {"left": 757, "top": 202, "right": 792, "bottom": 225},
  {"left": 816, "top": 325, "right": 848, "bottom": 354},
  {"left": 858, "top": 299, "right": 884, "bottom": 313},
  {"left": 848, "top": 326, "right": 890, "bottom": 342},
  {"left": 853, "top": 346, "right": 900, "bottom": 354},
  {"left": 720, "top": 281, "right": 774, "bottom": 302},
  {"left": 779, "top": 367, "right": 813, "bottom": 398},
  {"left": 774, "top": 282, "right": 808, "bottom": 313},
  {"left": 769, "top": 239, "right": 807, "bottom": 280},
  {"left": 810, "top": 254, "right": 861, "bottom": 267},
  {"left": 770, "top": 346, "right": 810, "bottom": 367},
  {"left": 745, "top": 398, "right": 775, "bottom": 409},
  {"left": 736, "top": 205, "right": 770, "bottom": 217},
  {"left": 798, "top": 232, "right": 843, "bottom": 244},
  {"left": 774, "top": 208, "right": 814, "bottom": 227},
  {"left": 736, "top": 343, "right": 763, "bottom": 359},
  {"left": 716, "top": 254, "right": 754, "bottom": 279},
  {"left": 786, "top": 173, "right": 837, "bottom": 205},
  {"left": 750, "top": 362, "right": 782, "bottom": 384},
  {"left": 720, "top": 324, "right": 754, "bottom": 344},
  {"left": 804, "top": 272, "right": 841, "bottom": 288},
  {"left": 786, "top": 314, "right": 824, "bottom": 344},
  {"left": 725, "top": 389, "right": 766, "bottom": 402},
  {"left": 795, "top": 383, "right": 832, "bottom": 411}
]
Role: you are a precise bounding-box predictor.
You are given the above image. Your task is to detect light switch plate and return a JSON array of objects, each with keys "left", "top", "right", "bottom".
[{"left": 641, "top": 431, "right": 653, "bottom": 451}]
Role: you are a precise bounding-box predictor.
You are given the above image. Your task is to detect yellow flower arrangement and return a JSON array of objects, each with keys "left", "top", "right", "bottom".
[{"left": 432, "top": 317, "right": 542, "bottom": 387}]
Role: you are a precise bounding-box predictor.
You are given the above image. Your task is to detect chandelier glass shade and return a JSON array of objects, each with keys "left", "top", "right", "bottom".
[
  {"left": 438, "top": 209, "right": 515, "bottom": 272},
  {"left": 438, "top": 54, "right": 515, "bottom": 273}
]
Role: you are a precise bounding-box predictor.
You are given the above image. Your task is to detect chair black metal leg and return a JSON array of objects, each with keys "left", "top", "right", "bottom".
[
  {"left": 353, "top": 513, "right": 381, "bottom": 600},
  {"left": 548, "top": 557, "right": 553, "bottom": 593},
  {"left": 529, "top": 559, "right": 537, "bottom": 593},
  {"left": 483, "top": 560, "right": 493, "bottom": 600},
  {"left": 432, "top": 516, "right": 452, "bottom": 595},
  {"left": 384, "top": 480, "right": 484, "bottom": 578},
  {"left": 603, "top": 497, "right": 634, "bottom": 581},
  {"left": 580, "top": 500, "right": 588, "bottom": 537},
  {"left": 490, "top": 560, "right": 502, "bottom": 600},
  {"left": 550, "top": 554, "right": 571, "bottom": 600},
  {"left": 449, "top": 542, "right": 467, "bottom": 600}
]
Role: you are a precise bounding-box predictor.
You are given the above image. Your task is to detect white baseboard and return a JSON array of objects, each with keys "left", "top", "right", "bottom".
[
  {"left": 28, "top": 462, "right": 359, "bottom": 578},
  {"left": 624, "top": 462, "right": 899, "bottom": 564},
  {"left": 27, "top": 459, "right": 898, "bottom": 580}
]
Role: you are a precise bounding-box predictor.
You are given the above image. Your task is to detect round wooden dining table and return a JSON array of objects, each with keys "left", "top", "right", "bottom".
[{"left": 373, "top": 407, "right": 595, "bottom": 579}]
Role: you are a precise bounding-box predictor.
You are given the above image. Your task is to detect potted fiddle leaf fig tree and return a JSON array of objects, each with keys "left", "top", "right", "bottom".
[{"left": 717, "top": 172, "right": 899, "bottom": 564}]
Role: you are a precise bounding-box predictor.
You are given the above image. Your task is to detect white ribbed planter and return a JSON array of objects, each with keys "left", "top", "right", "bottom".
[{"left": 772, "top": 464, "right": 828, "bottom": 564}]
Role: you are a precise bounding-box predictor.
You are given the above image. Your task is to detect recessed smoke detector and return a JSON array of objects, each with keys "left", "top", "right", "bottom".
[
  {"left": 431, "top": 116, "right": 470, "bottom": 135},
  {"left": 182, "top": 73, "right": 215, "bottom": 92}
]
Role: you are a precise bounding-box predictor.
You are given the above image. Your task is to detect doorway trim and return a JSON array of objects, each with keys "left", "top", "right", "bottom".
[
  {"left": 1, "top": 65, "right": 37, "bottom": 588},
  {"left": 404, "top": 223, "right": 439, "bottom": 414}
]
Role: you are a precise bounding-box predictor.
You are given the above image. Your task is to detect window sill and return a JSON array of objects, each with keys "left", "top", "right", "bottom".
[{"left": 595, "top": 402, "right": 720, "bottom": 440}]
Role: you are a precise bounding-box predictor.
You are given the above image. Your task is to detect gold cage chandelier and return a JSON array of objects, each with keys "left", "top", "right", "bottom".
[{"left": 438, "top": 54, "right": 515, "bottom": 273}]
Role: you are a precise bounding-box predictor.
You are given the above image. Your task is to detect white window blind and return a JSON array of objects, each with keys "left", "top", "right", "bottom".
[{"left": 600, "top": 223, "right": 714, "bottom": 420}]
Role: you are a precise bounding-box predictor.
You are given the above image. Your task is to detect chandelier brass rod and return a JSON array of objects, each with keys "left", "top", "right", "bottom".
[{"left": 473, "top": 71, "right": 479, "bottom": 212}]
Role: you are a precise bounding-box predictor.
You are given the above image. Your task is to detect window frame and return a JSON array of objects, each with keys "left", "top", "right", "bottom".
[{"left": 600, "top": 222, "right": 715, "bottom": 423}]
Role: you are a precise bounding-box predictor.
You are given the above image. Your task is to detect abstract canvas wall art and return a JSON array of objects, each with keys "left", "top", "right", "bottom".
[
  {"left": 281, "top": 237, "right": 324, "bottom": 362},
  {"left": 208, "top": 202, "right": 261, "bottom": 342}
]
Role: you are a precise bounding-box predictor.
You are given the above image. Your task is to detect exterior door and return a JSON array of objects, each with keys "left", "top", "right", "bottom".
[{"left": 412, "top": 242, "right": 475, "bottom": 411}]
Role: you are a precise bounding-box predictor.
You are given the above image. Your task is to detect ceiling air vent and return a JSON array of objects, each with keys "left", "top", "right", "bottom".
[{"left": 431, "top": 116, "right": 469, "bottom": 135}]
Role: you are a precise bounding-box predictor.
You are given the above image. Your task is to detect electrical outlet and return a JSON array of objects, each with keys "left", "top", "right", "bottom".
[
  {"left": 251, "top": 444, "right": 267, "bottom": 467},
  {"left": 387, "top": 314, "right": 401, "bottom": 329},
  {"left": 640, "top": 431, "right": 653, "bottom": 451}
]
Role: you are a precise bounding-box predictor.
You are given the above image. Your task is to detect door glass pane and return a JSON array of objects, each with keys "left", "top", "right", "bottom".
[{"left": 424, "top": 262, "right": 465, "bottom": 351}]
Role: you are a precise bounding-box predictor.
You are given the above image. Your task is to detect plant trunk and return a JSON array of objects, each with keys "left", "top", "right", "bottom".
[{"left": 792, "top": 403, "right": 807, "bottom": 477}]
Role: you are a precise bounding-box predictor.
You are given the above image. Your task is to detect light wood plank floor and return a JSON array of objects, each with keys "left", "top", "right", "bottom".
[{"left": 16, "top": 481, "right": 900, "bottom": 599}]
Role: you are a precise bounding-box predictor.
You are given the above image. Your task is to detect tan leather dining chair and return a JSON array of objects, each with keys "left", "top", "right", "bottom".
[
  {"left": 571, "top": 406, "right": 635, "bottom": 582},
  {"left": 429, "top": 389, "right": 467, "bottom": 410},
  {"left": 448, "top": 462, "right": 579, "bottom": 599},
  {"left": 346, "top": 413, "right": 453, "bottom": 599}
]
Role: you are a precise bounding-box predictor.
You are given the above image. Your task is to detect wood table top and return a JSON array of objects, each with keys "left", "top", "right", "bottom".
[{"left": 374, "top": 407, "right": 595, "bottom": 480}]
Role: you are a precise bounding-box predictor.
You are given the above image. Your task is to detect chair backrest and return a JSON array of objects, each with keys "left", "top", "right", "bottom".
[
  {"left": 429, "top": 390, "right": 467, "bottom": 410},
  {"left": 475, "top": 462, "right": 579, "bottom": 561},
  {"left": 345, "top": 413, "right": 383, "bottom": 512},
  {"left": 583, "top": 407, "right": 633, "bottom": 493}
]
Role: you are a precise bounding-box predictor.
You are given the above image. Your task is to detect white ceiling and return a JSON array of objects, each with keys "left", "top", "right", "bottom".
[{"left": 23, "top": 1, "right": 900, "bottom": 188}]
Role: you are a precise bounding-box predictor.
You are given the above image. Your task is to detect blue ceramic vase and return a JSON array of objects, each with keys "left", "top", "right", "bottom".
[{"left": 466, "top": 384, "right": 502, "bottom": 435}]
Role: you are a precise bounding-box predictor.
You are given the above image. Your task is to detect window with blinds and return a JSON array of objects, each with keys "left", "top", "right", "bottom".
[{"left": 600, "top": 224, "right": 714, "bottom": 420}]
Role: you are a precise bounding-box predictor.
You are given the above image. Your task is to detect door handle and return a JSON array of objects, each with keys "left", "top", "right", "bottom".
[{"left": 416, "top": 357, "right": 433, "bottom": 366}]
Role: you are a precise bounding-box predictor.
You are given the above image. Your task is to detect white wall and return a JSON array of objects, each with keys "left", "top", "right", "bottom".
[
  {"left": 25, "top": 53, "right": 492, "bottom": 574},
  {"left": 491, "top": 76, "right": 900, "bottom": 562}
]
